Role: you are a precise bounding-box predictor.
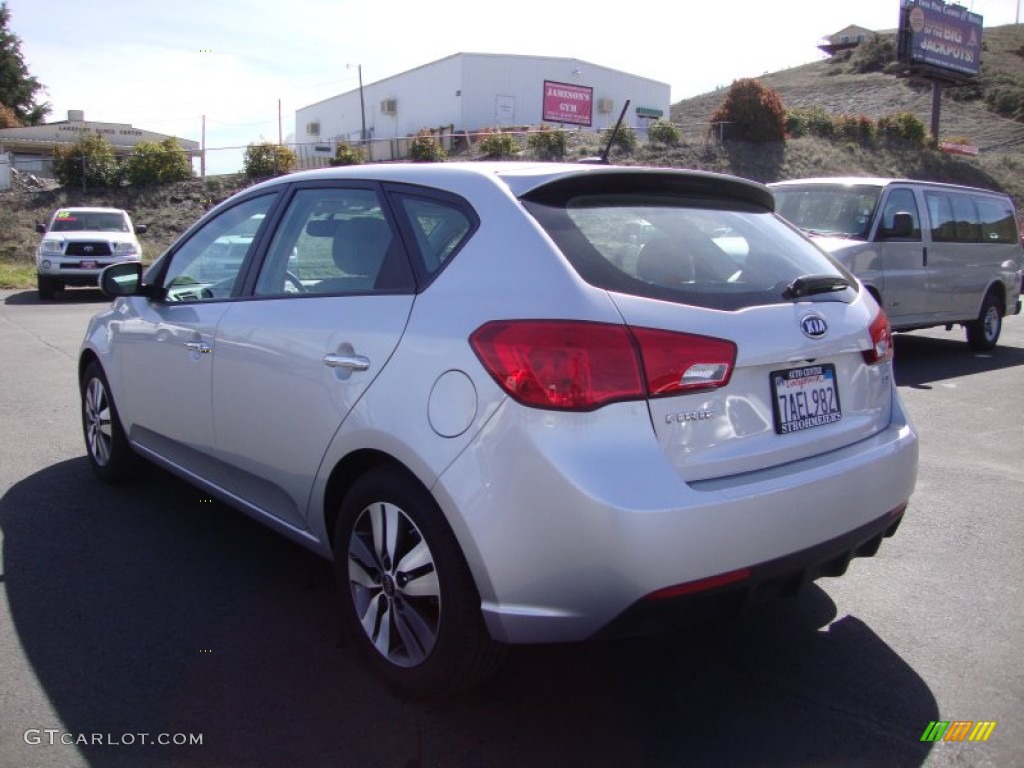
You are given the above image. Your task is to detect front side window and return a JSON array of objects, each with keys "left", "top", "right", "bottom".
[
  {"left": 161, "top": 194, "right": 277, "bottom": 302},
  {"left": 878, "top": 188, "right": 921, "bottom": 240},
  {"left": 524, "top": 193, "right": 855, "bottom": 311},
  {"left": 254, "top": 187, "right": 413, "bottom": 296}
]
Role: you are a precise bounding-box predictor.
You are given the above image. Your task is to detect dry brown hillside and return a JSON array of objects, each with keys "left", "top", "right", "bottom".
[{"left": 672, "top": 24, "right": 1024, "bottom": 153}]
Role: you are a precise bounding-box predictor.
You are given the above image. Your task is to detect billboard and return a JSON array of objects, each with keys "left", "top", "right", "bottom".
[
  {"left": 899, "top": 0, "right": 983, "bottom": 78},
  {"left": 542, "top": 81, "right": 593, "bottom": 126}
]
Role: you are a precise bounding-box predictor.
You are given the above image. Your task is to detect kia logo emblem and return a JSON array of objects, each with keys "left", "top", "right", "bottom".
[{"left": 800, "top": 313, "right": 828, "bottom": 339}]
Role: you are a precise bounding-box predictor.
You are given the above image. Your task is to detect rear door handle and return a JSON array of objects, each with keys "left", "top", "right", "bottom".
[
  {"left": 184, "top": 341, "right": 211, "bottom": 354},
  {"left": 323, "top": 353, "right": 370, "bottom": 371}
]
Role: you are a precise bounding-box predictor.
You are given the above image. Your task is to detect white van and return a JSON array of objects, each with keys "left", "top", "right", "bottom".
[{"left": 770, "top": 177, "right": 1023, "bottom": 350}]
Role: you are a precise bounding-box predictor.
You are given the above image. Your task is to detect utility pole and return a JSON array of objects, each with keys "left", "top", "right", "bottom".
[
  {"left": 278, "top": 99, "right": 283, "bottom": 145},
  {"left": 200, "top": 114, "right": 206, "bottom": 179},
  {"left": 349, "top": 63, "right": 367, "bottom": 151}
]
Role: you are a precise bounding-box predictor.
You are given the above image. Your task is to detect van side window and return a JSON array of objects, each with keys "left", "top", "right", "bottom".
[
  {"left": 879, "top": 188, "right": 921, "bottom": 240},
  {"left": 926, "top": 191, "right": 989, "bottom": 243},
  {"left": 976, "top": 198, "right": 1019, "bottom": 244}
]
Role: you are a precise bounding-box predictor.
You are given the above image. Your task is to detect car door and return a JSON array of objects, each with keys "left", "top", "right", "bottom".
[
  {"left": 115, "top": 194, "right": 279, "bottom": 470},
  {"left": 210, "top": 184, "right": 417, "bottom": 530},
  {"left": 876, "top": 186, "right": 944, "bottom": 323}
]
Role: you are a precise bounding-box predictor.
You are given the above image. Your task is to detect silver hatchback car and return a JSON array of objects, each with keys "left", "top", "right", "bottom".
[{"left": 80, "top": 162, "right": 918, "bottom": 697}]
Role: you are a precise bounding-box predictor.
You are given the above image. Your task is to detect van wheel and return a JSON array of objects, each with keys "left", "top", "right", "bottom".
[
  {"left": 966, "top": 293, "right": 1003, "bottom": 351},
  {"left": 333, "top": 466, "right": 505, "bottom": 698}
]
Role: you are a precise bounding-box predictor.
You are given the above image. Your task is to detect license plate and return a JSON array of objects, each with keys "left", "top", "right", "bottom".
[
  {"left": 79, "top": 260, "right": 98, "bottom": 269},
  {"left": 770, "top": 364, "right": 842, "bottom": 435}
]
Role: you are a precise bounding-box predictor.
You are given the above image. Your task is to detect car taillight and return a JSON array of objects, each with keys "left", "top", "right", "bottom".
[
  {"left": 469, "top": 320, "right": 736, "bottom": 411},
  {"left": 863, "top": 309, "right": 893, "bottom": 365}
]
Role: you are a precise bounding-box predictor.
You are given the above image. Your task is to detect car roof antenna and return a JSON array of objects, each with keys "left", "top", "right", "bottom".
[{"left": 579, "top": 99, "right": 630, "bottom": 165}]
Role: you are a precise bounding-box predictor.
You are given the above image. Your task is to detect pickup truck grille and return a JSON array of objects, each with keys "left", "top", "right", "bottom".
[{"left": 65, "top": 241, "right": 113, "bottom": 257}]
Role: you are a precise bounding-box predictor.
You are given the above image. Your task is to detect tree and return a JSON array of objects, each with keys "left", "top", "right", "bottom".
[
  {"left": 124, "top": 137, "right": 193, "bottom": 185},
  {"left": 243, "top": 141, "right": 297, "bottom": 178},
  {"left": 0, "top": 2, "right": 49, "bottom": 125},
  {"left": 710, "top": 79, "right": 787, "bottom": 143},
  {"left": 53, "top": 133, "right": 119, "bottom": 189}
]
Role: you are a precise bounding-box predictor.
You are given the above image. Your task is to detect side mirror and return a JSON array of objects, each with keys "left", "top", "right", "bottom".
[
  {"left": 884, "top": 212, "right": 914, "bottom": 239},
  {"left": 100, "top": 262, "right": 146, "bottom": 297},
  {"left": 35, "top": 222, "right": 46, "bottom": 234},
  {"left": 134, "top": 224, "right": 148, "bottom": 235}
]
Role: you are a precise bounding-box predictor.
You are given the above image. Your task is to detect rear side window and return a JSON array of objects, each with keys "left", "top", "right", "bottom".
[
  {"left": 523, "top": 194, "right": 856, "bottom": 311},
  {"left": 924, "top": 190, "right": 1016, "bottom": 244},
  {"left": 976, "top": 197, "right": 1019, "bottom": 243},
  {"left": 393, "top": 193, "right": 475, "bottom": 276}
]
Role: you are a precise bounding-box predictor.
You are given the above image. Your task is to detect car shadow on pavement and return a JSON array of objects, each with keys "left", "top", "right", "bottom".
[
  {"left": 4, "top": 288, "right": 111, "bottom": 306},
  {"left": 2, "top": 459, "right": 938, "bottom": 768},
  {"left": 893, "top": 331, "right": 1024, "bottom": 389}
]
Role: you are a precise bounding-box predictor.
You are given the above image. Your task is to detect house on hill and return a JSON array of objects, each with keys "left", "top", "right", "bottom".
[{"left": 818, "top": 25, "right": 877, "bottom": 56}]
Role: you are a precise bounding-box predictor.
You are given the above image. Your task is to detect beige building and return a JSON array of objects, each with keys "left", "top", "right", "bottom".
[{"left": 0, "top": 110, "right": 200, "bottom": 179}]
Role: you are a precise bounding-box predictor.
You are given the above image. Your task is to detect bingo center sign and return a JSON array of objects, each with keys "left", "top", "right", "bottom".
[{"left": 543, "top": 81, "right": 593, "bottom": 126}]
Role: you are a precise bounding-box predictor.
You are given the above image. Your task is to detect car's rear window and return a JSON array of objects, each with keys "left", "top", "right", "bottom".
[{"left": 522, "top": 193, "right": 854, "bottom": 311}]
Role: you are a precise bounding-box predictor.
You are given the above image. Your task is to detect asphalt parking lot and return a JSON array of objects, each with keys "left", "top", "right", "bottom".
[{"left": 1, "top": 287, "right": 1022, "bottom": 768}]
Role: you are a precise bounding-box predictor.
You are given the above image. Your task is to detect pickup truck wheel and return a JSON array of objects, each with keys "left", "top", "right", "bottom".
[{"left": 37, "top": 275, "right": 56, "bottom": 301}]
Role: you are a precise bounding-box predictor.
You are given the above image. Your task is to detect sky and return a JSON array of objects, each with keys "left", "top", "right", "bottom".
[{"left": 9, "top": 0, "right": 1023, "bottom": 173}]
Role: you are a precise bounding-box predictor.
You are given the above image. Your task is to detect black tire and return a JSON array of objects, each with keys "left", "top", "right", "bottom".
[
  {"left": 333, "top": 466, "right": 505, "bottom": 698},
  {"left": 966, "top": 292, "right": 1003, "bottom": 351},
  {"left": 37, "top": 275, "right": 56, "bottom": 301},
  {"left": 80, "top": 360, "right": 142, "bottom": 482}
]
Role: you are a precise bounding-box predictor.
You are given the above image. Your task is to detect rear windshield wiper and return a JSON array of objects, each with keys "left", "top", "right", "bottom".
[{"left": 783, "top": 274, "right": 852, "bottom": 300}]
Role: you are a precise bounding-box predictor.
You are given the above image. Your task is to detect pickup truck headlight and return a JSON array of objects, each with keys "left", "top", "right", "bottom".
[
  {"left": 40, "top": 240, "right": 63, "bottom": 255},
  {"left": 113, "top": 242, "right": 140, "bottom": 258}
]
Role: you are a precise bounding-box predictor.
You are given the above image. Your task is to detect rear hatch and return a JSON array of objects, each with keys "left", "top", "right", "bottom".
[{"left": 519, "top": 169, "right": 893, "bottom": 481}]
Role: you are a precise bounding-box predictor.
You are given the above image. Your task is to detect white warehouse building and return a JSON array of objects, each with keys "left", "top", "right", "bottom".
[{"left": 295, "top": 52, "right": 671, "bottom": 163}]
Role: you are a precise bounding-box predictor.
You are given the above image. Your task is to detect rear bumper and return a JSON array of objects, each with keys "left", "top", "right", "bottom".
[
  {"left": 597, "top": 503, "right": 905, "bottom": 637},
  {"left": 436, "top": 390, "right": 918, "bottom": 645}
]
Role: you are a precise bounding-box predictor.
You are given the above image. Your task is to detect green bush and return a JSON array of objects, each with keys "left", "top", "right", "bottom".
[
  {"left": 600, "top": 124, "right": 638, "bottom": 153},
  {"left": 408, "top": 130, "right": 447, "bottom": 162},
  {"left": 527, "top": 124, "right": 568, "bottom": 160},
  {"left": 647, "top": 118, "right": 680, "bottom": 146},
  {"left": 53, "top": 133, "right": 120, "bottom": 188},
  {"left": 477, "top": 129, "right": 518, "bottom": 159},
  {"left": 786, "top": 107, "right": 834, "bottom": 139},
  {"left": 329, "top": 142, "right": 364, "bottom": 166},
  {"left": 124, "top": 137, "right": 192, "bottom": 185},
  {"left": 985, "top": 84, "right": 1024, "bottom": 121},
  {"left": 833, "top": 114, "right": 876, "bottom": 145},
  {"left": 877, "top": 112, "right": 927, "bottom": 145},
  {"left": 845, "top": 35, "right": 897, "bottom": 74},
  {"left": 710, "top": 78, "right": 786, "bottom": 143},
  {"left": 243, "top": 141, "right": 297, "bottom": 178}
]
